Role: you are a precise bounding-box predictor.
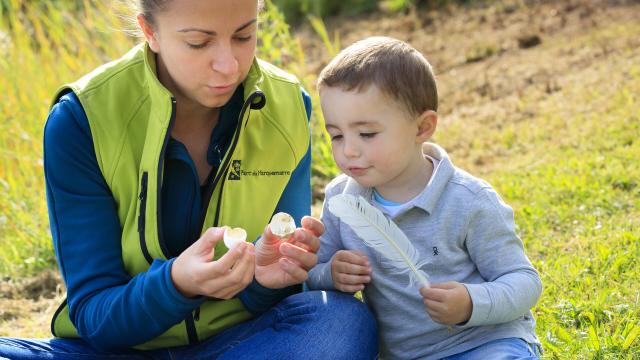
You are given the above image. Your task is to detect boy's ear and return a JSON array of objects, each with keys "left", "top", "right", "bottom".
[
  {"left": 415, "top": 110, "right": 437, "bottom": 143},
  {"left": 137, "top": 14, "right": 160, "bottom": 53}
]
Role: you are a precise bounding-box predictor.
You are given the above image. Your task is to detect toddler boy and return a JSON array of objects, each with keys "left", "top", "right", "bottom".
[{"left": 307, "top": 37, "right": 542, "bottom": 359}]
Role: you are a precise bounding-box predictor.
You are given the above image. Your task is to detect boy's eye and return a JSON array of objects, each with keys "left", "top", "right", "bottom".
[
  {"left": 330, "top": 134, "right": 343, "bottom": 141},
  {"left": 360, "top": 132, "right": 377, "bottom": 138}
]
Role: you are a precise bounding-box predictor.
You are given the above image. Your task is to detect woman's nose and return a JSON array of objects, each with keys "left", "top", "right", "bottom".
[{"left": 211, "top": 43, "right": 239, "bottom": 76}]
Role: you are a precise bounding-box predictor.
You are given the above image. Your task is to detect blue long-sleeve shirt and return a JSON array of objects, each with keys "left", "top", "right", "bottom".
[{"left": 44, "top": 86, "right": 312, "bottom": 350}]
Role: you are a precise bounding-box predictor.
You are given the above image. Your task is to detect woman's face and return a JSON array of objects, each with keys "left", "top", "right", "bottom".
[{"left": 142, "top": 0, "right": 258, "bottom": 110}]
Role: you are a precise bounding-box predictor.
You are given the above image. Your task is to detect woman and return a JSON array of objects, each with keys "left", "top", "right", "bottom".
[{"left": 0, "top": 0, "right": 377, "bottom": 358}]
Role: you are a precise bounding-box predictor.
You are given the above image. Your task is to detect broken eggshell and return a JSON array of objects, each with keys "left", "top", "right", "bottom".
[
  {"left": 223, "top": 226, "right": 247, "bottom": 249},
  {"left": 269, "top": 212, "right": 296, "bottom": 239}
]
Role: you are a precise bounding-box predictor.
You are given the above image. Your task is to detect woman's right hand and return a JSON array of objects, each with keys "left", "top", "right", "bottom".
[{"left": 171, "top": 227, "right": 255, "bottom": 299}]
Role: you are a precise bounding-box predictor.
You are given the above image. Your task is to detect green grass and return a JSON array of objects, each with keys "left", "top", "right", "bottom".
[
  {"left": 494, "top": 86, "right": 640, "bottom": 357},
  {"left": 1, "top": 0, "right": 639, "bottom": 357},
  {"left": 436, "top": 23, "right": 640, "bottom": 357},
  {"left": 0, "top": 0, "right": 135, "bottom": 276}
]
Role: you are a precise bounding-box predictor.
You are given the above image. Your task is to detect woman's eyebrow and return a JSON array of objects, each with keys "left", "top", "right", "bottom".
[
  {"left": 235, "top": 19, "right": 257, "bottom": 32},
  {"left": 177, "top": 19, "right": 257, "bottom": 35}
]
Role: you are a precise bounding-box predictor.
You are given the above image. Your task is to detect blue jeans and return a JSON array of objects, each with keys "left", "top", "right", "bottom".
[
  {"left": 0, "top": 291, "right": 378, "bottom": 360},
  {"left": 443, "top": 337, "right": 541, "bottom": 360}
]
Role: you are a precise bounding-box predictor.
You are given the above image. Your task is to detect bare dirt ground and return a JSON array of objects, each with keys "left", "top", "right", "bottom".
[
  {"left": 299, "top": 0, "right": 640, "bottom": 177},
  {"left": 1, "top": 270, "right": 64, "bottom": 337},
  {"left": 2, "top": 0, "right": 639, "bottom": 338}
]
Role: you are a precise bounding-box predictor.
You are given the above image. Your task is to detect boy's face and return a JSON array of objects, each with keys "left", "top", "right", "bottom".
[{"left": 321, "top": 85, "right": 432, "bottom": 192}]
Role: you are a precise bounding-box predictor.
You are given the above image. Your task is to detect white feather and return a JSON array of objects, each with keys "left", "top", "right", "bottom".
[{"left": 328, "top": 194, "right": 430, "bottom": 288}]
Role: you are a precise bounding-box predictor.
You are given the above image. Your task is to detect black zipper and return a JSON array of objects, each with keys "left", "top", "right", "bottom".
[
  {"left": 198, "top": 91, "right": 265, "bottom": 232},
  {"left": 190, "top": 91, "right": 265, "bottom": 336},
  {"left": 137, "top": 171, "right": 152, "bottom": 264},
  {"left": 156, "top": 98, "right": 177, "bottom": 259},
  {"left": 212, "top": 175, "right": 227, "bottom": 227},
  {"left": 138, "top": 98, "right": 176, "bottom": 263},
  {"left": 158, "top": 99, "right": 200, "bottom": 344},
  {"left": 138, "top": 97, "right": 200, "bottom": 343}
]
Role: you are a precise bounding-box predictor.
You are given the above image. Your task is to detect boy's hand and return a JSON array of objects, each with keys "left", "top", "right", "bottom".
[
  {"left": 420, "top": 282, "right": 472, "bottom": 325},
  {"left": 331, "top": 250, "right": 372, "bottom": 292}
]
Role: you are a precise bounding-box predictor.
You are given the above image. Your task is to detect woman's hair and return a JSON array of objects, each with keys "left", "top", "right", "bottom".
[
  {"left": 138, "top": 0, "right": 170, "bottom": 26},
  {"left": 318, "top": 36, "right": 438, "bottom": 116},
  {"left": 134, "top": 0, "right": 265, "bottom": 27}
]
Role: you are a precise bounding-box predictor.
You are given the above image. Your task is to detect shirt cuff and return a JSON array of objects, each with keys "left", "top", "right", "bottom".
[
  {"left": 238, "top": 279, "right": 300, "bottom": 315},
  {"left": 306, "top": 259, "right": 336, "bottom": 291},
  {"left": 459, "top": 283, "right": 492, "bottom": 328}
]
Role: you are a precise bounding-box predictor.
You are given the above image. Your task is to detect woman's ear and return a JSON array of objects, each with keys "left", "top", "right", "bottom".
[
  {"left": 415, "top": 110, "right": 438, "bottom": 143},
  {"left": 137, "top": 14, "right": 160, "bottom": 53}
]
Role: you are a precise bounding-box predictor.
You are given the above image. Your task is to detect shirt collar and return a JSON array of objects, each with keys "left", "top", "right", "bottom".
[
  {"left": 412, "top": 143, "right": 455, "bottom": 215},
  {"left": 207, "top": 85, "right": 244, "bottom": 167}
]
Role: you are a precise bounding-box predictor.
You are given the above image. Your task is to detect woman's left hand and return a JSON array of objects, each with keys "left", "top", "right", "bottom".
[{"left": 255, "top": 216, "right": 323, "bottom": 289}]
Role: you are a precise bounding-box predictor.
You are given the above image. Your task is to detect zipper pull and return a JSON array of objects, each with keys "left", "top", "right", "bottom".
[
  {"left": 138, "top": 172, "right": 148, "bottom": 200},
  {"left": 137, "top": 172, "right": 149, "bottom": 234}
]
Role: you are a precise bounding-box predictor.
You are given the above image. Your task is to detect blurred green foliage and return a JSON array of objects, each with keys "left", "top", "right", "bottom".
[
  {"left": 271, "top": 0, "right": 478, "bottom": 24},
  {"left": 272, "top": 0, "right": 379, "bottom": 22}
]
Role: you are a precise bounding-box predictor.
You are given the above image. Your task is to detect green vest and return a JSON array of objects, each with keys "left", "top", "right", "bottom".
[{"left": 49, "top": 44, "right": 310, "bottom": 349}]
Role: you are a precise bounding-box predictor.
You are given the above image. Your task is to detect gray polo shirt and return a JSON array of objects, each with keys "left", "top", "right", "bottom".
[{"left": 307, "top": 143, "right": 542, "bottom": 359}]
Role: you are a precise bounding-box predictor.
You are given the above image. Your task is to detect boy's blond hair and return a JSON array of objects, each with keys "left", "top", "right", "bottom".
[{"left": 317, "top": 36, "right": 438, "bottom": 117}]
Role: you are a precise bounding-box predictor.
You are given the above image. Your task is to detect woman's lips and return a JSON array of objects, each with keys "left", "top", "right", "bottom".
[{"left": 206, "top": 83, "right": 235, "bottom": 94}]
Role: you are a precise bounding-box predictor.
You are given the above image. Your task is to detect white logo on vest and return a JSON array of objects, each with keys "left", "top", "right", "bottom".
[{"left": 228, "top": 159, "right": 292, "bottom": 180}]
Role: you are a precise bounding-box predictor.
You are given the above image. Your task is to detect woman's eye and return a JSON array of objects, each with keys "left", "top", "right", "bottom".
[
  {"left": 234, "top": 35, "right": 253, "bottom": 42},
  {"left": 360, "top": 132, "right": 377, "bottom": 138},
  {"left": 187, "top": 42, "right": 208, "bottom": 49}
]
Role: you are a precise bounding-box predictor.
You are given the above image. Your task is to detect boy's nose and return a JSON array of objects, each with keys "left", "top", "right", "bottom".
[{"left": 343, "top": 141, "right": 360, "bottom": 158}]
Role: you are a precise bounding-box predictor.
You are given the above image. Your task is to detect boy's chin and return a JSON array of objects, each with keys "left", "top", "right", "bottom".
[{"left": 348, "top": 176, "right": 379, "bottom": 189}]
